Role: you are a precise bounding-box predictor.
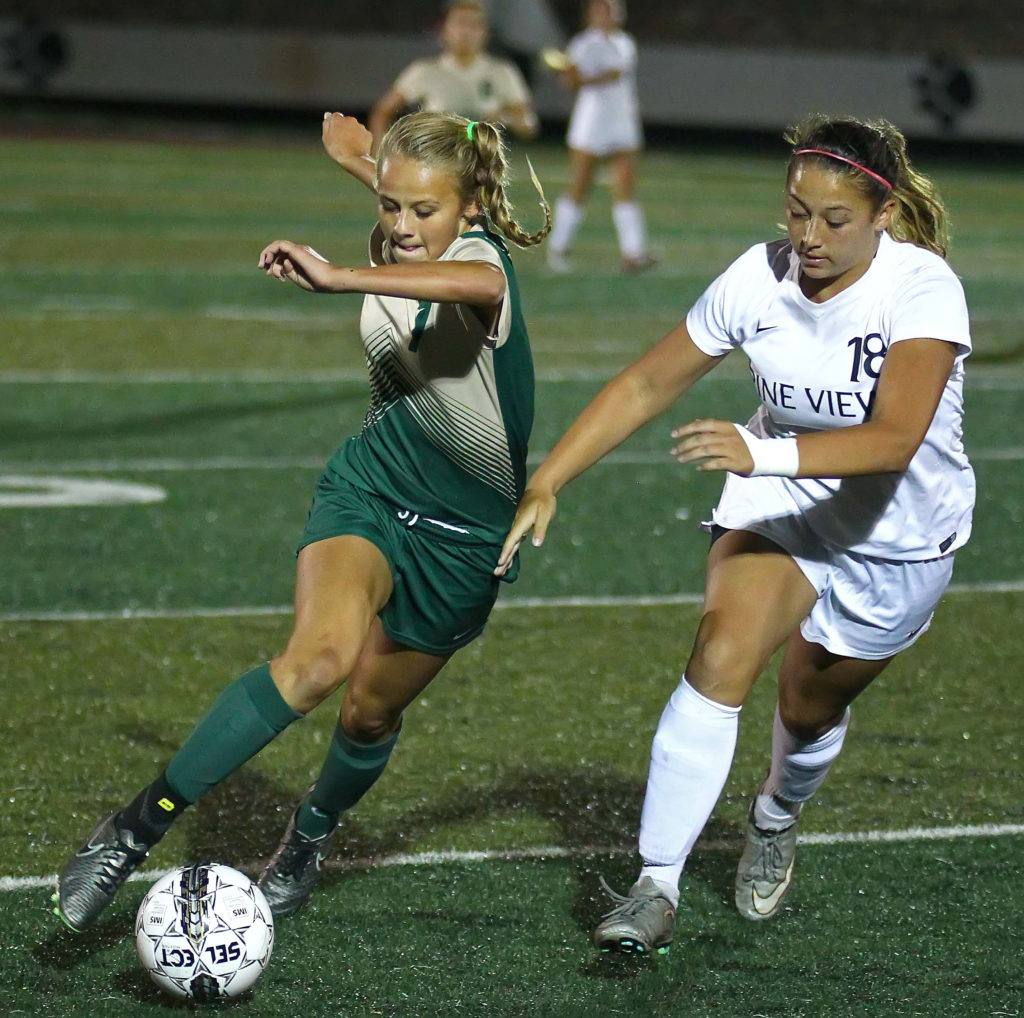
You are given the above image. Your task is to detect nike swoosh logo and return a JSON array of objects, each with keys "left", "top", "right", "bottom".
[
  {"left": 755, "top": 322, "right": 780, "bottom": 333},
  {"left": 749, "top": 859, "right": 794, "bottom": 915}
]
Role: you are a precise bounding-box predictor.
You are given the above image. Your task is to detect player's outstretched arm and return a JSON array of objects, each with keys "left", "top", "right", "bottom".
[
  {"left": 259, "top": 240, "right": 506, "bottom": 306},
  {"left": 322, "top": 113, "right": 377, "bottom": 192}
]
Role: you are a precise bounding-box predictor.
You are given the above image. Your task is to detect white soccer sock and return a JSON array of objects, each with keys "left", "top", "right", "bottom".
[
  {"left": 754, "top": 706, "right": 851, "bottom": 830},
  {"left": 548, "top": 196, "right": 584, "bottom": 255},
  {"left": 637, "top": 677, "right": 741, "bottom": 906},
  {"left": 612, "top": 201, "right": 648, "bottom": 260}
]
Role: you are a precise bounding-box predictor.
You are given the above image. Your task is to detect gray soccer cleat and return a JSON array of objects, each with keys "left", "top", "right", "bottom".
[
  {"left": 53, "top": 812, "right": 150, "bottom": 931},
  {"left": 257, "top": 802, "right": 337, "bottom": 918},
  {"left": 734, "top": 805, "right": 799, "bottom": 921},
  {"left": 593, "top": 875, "right": 675, "bottom": 955}
]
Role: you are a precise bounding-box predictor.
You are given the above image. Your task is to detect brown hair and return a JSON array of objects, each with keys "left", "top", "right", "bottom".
[
  {"left": 785, "top": 113, "right": 951, "bottom": 258},
  {"left": 376, "top": 111, "right": 551, "bottom": 248}
]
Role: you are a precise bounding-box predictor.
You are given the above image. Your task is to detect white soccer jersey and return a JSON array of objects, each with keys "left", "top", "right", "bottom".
[
  {"left": 392, "top": 53, "right": 531, "bottom": 121},
  {"left": 686, "top": 232, "right": 976, "bottom": 561},
  {"left": 565, "top": 28, "right": 642, "bottom": 155}
]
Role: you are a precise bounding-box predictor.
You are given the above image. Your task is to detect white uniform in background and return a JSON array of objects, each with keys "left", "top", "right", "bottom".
[
  {"left": 565, "top": 26, "right": 642, "bottom": 156},
  {"left": 547, "top": 24, "right": 652, "bottom": 271},
  {"left": 686, "top": 231, "right": 976, "bottom": 657}
]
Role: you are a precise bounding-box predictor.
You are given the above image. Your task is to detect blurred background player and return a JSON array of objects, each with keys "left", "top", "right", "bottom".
[
  {"left": 369, "top": 0, "right": 539, "bottom": 153},
  {"left": 545, "top": 0, "right": 655, "bottom": 273}
]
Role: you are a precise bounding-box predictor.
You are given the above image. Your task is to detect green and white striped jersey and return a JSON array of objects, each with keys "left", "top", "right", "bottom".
[{"left": 328, "top": 224, "right": 534, "bottom": 545}]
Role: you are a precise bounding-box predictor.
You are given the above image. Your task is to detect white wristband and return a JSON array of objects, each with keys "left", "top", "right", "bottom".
[{"left": 732, "top": 424, "right": 800, "bottom": 477}]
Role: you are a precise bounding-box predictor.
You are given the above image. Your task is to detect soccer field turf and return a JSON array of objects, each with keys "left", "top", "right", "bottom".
[{"left": 1, "top": 123, "right": 1022, "bottom": 1017}]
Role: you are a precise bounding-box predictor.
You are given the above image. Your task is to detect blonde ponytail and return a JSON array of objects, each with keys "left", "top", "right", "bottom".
[{"left": 377, "top": 112, "right": 551, "bottom": 249}]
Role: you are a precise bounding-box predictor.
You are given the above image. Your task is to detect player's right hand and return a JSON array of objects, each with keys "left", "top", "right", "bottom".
[
  {"left": 494, "top": 487, "right": 557, "bottom": 576},
  {"left": 322, "top": 112, "right": 373, "bottom": 165}
]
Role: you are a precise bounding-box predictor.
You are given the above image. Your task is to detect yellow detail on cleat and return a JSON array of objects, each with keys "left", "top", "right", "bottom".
[{"left": 157, "top": 797, "right": 176, "bottom": 812}]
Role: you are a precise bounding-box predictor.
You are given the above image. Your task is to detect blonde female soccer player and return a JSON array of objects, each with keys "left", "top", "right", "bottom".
[
  {"left": 498, "top": 113, "right": 975, "bottom": 954},
  {"left": 546, "top": 0, "right": 655, "bottom": 273},
  {"left": 55, "top": 110, "right": 550, "bottom": 931}
]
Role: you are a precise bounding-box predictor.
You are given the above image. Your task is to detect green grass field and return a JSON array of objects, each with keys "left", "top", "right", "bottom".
[{"left": 1, "top": 119, "right": 1022, "bottom": 1017}]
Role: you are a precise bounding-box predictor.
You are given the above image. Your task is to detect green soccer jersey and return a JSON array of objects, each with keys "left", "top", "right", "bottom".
[{"left": 327, "top": 225, "right": 534, "bottom": 545}]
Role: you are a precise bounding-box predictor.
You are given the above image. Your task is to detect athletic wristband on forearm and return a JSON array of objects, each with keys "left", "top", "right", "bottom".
[{"left": 732, "top": 424, "right": 800, "bottom": 477}]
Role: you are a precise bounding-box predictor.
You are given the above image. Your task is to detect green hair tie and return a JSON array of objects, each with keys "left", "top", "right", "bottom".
[{"left": 466, "top": 121, "right": 477, "bottom": 142}]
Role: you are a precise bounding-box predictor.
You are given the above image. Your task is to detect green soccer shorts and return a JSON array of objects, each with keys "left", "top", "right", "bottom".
[{"left": 298, "top": 471, "right": 517, "bottom": 656}]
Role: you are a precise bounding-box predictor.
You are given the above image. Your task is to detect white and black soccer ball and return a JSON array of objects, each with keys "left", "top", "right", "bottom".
[{"left": 135, "top": 863, "right": 274, "bottom": 1002}]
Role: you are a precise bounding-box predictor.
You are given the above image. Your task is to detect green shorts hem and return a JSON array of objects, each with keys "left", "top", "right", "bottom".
[{"left": 379, "top": 617, "right": 489, "bottom": 657}]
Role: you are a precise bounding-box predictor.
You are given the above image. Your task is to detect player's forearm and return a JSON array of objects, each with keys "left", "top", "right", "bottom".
[
  {"left": 531, "top": 369, "right": 683, "bottom": 495},
  {"left": 793, "top": 421, "right": 926, "bottom": 477},
  {"left": 326, "top": 261, "right": 506, "bottom": 305},
  {"left": 579, "top": 69, "right": 622, "bottom": 86},
  {"left": 500, "top": 104, "right": 539, "bottom": 139},
  {"left": 335, "top": 154, "right": 377, "bottom": 192},
  {"left": 533, "top": 330, "right": 722, "bottom": 495}
]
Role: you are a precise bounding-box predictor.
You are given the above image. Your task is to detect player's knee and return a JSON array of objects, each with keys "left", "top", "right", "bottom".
[
  {"left": 340, "top": 689, "right": 399, "bottom": 744},
  {"left": 272, "top": 641, "right": 356, "bottom": 711},
  {"left": 687, "top": 613, "right": 762, "bottom": 696},
  {"left": 777, "top": 689, "right": 842, "bottom": 741}
]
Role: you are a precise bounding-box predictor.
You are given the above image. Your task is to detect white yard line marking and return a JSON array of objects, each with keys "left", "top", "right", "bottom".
[
  {"left": 7, "top": 822, "right": 1023, "bottom": 893},
  {"left": 3, "top": 446, "right": 1021, "bottom": 474},
  {"left": 1, "top": 582, "right": 1020, "bottom": 624}
]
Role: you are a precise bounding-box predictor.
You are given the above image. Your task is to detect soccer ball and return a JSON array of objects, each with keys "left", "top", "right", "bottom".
[{"left": 134, "top": 863, "right": 274, "bottom": 1002}]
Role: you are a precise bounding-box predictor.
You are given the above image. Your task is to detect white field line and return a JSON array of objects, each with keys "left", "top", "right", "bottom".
[
  {"left": 2, "top": 446, "right": 1021, "bottom": 474},
  {"left": 6, "top": 822, "right": 1024, "bottom": 894},
  {"left": 0, "top": 368, "right": 694, "bottom": 384},
  {"left": 1, "top": 581, "right": 1021, "bottom": 624}
]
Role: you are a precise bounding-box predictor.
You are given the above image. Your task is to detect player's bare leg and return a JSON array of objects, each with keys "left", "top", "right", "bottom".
[
  {"left": 608, "top": 149, "right": 655, "bottom": 273},
  {"left": 55, "top": 536, "right": 391, "bottom": 931},
  {"left": 260, "top": 620, "right": 449, "bottom": 916},
  {"left": 548, "top": 149, "right": 599, "bottom": 271},
  {"left": 597, "top": 531, "right": 817, "bottom": 952}
]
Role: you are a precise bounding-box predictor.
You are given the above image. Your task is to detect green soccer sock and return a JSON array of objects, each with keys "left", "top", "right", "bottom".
[
  {"left": 294, "top": 723, "right": 400, "bottom": 839},
  {"left": 163, "top": 662, "right": 303, "bottom": 804}
]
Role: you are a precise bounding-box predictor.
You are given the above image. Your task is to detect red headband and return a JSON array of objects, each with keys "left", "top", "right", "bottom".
[{"left": 794, "top": 148, "right": 893, "bottom": 190}]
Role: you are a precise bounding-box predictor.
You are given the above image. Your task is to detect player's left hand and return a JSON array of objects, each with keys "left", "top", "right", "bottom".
[
  {"left": 258, "top": 240, "right": 336, "bottom": 292},
  {"left": 671, "top": 418, "right": 755, "bottom": 475}
]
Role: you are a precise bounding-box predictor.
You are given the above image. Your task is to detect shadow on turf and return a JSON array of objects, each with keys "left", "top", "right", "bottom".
[
  {"left": 110, "top": 967, "right": 252, "bottom": 1010},
  {"left": 33, "top": 914, "right": 129, "bottom": 970},
  {"left": 96, "top": 723, "right": 747, "bottom": 979},
  {"left": 189, "top": 763, "right": 743, "bottom": 957}
]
